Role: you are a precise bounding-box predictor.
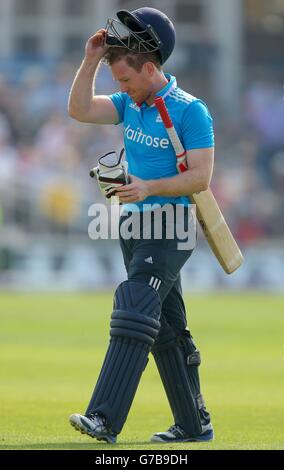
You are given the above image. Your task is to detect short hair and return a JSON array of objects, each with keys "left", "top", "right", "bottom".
[{"left": 103, "top": 46, "right": 162, "bottom": 72}]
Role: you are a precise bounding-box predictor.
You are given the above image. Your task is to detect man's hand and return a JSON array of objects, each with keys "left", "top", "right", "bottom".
[
  {"left": 115, "top": 176, "right": 151, "bottom": 203},
  {"left": 85, "top": 29, "right": 109, "bottom": 61}
]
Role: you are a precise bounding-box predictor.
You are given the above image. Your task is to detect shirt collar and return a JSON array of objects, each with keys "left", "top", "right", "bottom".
[
  {"left": 138, "top": 73, "right": 177, "bottom": 108},
  {"left": 155, "top": 73, "right": 177, "bottom": 99}
]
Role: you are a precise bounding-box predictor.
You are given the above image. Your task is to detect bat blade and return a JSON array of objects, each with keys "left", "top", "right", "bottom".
[{"left": 192, "top": 189, "right": 244, "bottom": 273}]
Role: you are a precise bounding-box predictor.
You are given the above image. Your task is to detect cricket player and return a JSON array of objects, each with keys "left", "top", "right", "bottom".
[{"left": 68, "top": 7, "right": 214, "bottom": 444}]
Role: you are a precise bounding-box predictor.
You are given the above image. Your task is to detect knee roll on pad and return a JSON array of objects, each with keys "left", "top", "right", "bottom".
[
  {"left": 85, "top": 280, "right": 161, "bottom": 434},
  {"left": 111, "top": 279, "right": 161, "bottom": 346}
]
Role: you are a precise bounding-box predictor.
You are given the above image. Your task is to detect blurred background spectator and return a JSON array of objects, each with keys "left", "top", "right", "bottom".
[{"left": 0, "top": 0, "right": 283, "bottom": 291}]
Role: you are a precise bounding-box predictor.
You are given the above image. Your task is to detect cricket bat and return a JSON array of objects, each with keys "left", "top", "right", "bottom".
[{"left": 154, "top": 96, "right": 244, "bottom": 274}]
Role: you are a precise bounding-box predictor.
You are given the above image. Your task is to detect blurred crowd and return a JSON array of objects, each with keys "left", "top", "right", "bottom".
[
  {"left": 0, "top": 61, "right": 122, "bottom": 235},
  {"left": 0, "top": 61, "right": 284, "bottom": 246},
  {"left": 213, "top": 74, "right": 284, "bottom": 244}
]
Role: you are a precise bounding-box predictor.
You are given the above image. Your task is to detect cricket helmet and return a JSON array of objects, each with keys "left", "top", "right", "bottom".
[{"left": 105, "top": 7, "right": 176, "bottom": 65}]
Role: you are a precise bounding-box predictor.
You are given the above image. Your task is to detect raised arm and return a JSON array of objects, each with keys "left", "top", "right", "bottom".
[{"left": 68, "top": 29, "right": 119, "bottom": 124}]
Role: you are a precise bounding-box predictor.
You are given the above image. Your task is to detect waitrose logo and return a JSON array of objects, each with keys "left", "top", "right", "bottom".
[{"left": 124, "top": 124, "right": 170, "bottom": 149}]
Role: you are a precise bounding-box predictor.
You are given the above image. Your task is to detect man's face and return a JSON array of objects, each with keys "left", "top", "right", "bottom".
[{"left": 111, "top": 58, "right": 152, "bottom": 104}]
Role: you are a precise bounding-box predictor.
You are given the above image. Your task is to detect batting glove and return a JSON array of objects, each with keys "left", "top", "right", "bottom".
[{"left": 90, "top": 148, "right": 129, "bottom": 199}]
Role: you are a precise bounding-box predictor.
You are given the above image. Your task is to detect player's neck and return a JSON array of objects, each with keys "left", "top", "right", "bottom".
[{"left": 145, "top": 73, "right": 168, "bottom": 106}]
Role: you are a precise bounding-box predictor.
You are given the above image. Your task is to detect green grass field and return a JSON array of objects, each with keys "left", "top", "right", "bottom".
[{"left": 0, "top": 292, "right": 284, "bottom": 450}]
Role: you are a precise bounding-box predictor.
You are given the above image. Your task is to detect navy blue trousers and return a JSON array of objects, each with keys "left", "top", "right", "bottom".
[{"left": 119, "top": 205, "right": 194, "bottom": 338}]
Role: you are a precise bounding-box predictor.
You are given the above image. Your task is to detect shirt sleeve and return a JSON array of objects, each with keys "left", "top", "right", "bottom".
[
  {"left": 181, "top": 100, "right": 214, "bottom": 150},
  {"left": 109, "top": 92, "right": 128, "bottom": 124}
]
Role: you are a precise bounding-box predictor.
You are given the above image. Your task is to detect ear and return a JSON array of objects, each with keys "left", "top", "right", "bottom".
[{"left": 143, "top": 62, "right": 156, "bottom": 77}]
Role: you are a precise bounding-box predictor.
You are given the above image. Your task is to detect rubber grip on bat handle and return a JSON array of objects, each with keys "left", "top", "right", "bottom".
[{"left": 154, "top": 97, "right": 173, "bottom": 128}]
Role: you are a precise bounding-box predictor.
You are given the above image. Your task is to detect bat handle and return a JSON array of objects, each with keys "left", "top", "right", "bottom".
[
  {"left": 154, "top": 97, "right": 173, "bottom": 128},
  {"left": 154, "top": 97, "right": 187, "bottom": 172}
]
